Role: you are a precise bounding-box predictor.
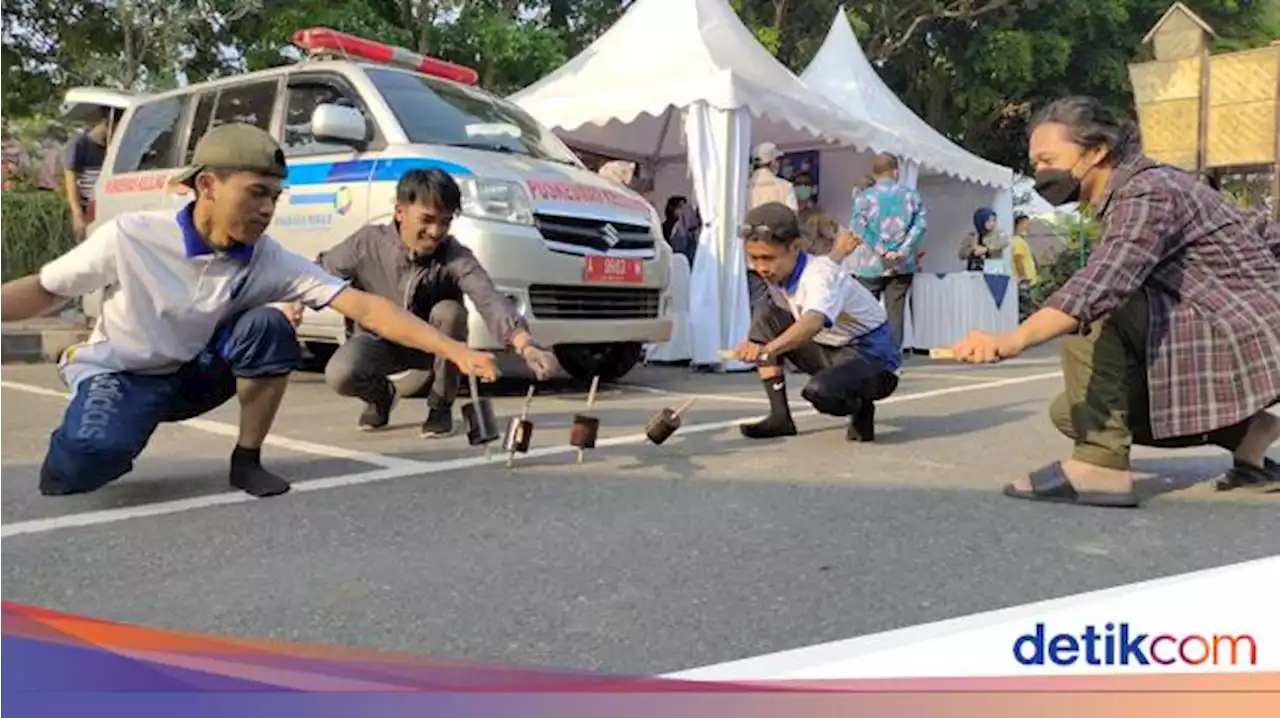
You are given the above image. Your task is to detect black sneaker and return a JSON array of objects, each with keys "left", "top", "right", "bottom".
[
  {"left": 358, "top": 383, "right": 397, "bottom": 431},
  {"left": 740, "top": 415, "right": 798, "bottom": 439},
  {"left": 847, "top": 402, "right": 875, "bottom": 442},
  {"left": 420, "top": 406, "right": 454, "bottom": 438}
]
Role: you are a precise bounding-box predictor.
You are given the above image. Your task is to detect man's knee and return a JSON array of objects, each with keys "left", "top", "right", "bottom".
[
  {"left": 1048, "top": 392, "right": 1077, "bottom": 439},
  {"left": 802, "top": 371, "right": 857, "bottom": 416},
  {"left": 219, "top": 307, "right": 301, "bottom": 378},
  {"left": 323, "top": 346, "right": 363, "bottom": 396},
  {"left": 802, "top": 362, "right": 897, "bottom": 417},
  {"left": 44, "top": 381, "right": 155, "bottom": 493},
  {"left": 43, "top": 427, "right": 138, "bottom": 493},
  {"left": 748, "top": 303, "right": 791, "bottom": 345},
  {"left": 428, "top": 300, "right": 468, "bottom": 340}
]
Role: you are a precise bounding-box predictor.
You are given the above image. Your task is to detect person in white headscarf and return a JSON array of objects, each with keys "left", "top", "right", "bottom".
[{"left": 747, "top": 142, "right": 798, "bottom": 212}]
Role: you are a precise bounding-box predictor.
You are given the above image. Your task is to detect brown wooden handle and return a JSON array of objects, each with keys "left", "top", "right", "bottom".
[
  {"left": 719, "top": 349, "right": 772, "bottom": 362},
  {"left": 929, "top": 348, "right": 956, "bottom": 359}
]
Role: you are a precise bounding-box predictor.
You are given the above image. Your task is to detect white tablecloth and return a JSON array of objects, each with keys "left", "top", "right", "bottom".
[
  {"left": 904, "top": 272, "right": 1018, "bottom": 350},
  {"left": 645, "top": 253, "right": 693, "bottom": 362},
  {"left": 646, "top": 265, "right": 1017, "bottom": 359}
]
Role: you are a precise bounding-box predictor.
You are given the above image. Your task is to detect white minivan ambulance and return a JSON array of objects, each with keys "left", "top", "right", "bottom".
[{"left": 64, "top": 28, "right": 672, "bottom": 382}]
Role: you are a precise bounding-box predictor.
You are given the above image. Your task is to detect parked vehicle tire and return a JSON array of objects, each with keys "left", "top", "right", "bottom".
[{"left": 553, "top": 342, "right": 644, "bottom": 383}]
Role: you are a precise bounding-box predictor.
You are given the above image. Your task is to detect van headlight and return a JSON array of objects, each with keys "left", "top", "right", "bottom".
[{"left": 457, "top": 178, "right": 534, "bottom": 226}]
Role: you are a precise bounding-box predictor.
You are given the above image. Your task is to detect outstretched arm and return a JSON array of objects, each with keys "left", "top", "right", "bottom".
[
  {"left": 1, "top": 275, "right": 65, "bottom": 321},
  {"left": 328, "top": 288, "right": 498, "bottom": 381},
  {"left": 2, "top": 219, "right": 118, "bottom": 322},
  {"left": 450, "top": 246, "right": 560, "bottom": 379}
]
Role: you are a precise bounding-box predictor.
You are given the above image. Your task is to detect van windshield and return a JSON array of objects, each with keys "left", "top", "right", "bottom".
[{"left": 367, "top": 67, "right": 581, "bottom": 165}]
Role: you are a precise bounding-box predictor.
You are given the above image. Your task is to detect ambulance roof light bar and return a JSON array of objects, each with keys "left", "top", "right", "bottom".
[{"left": 292, "top": 27, "right": 480, "bottom": 86}]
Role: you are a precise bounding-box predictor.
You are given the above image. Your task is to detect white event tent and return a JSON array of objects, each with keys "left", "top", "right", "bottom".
[
  {"left": 509, "top": 0, "right": 921, "bottom": 367},
  {"left": 798, "top": 9, "right": 1021, "bottom": 349}
]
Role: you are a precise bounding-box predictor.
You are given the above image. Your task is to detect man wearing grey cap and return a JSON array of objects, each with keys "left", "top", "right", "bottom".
[
  {"left": 0, "top": 123, "right": 499, "bottom": 499},
  {"left": 746, "top": 142, "right": 799, "bottom": 312},
  {"left": 727, "top": 202, "right": 901, "bottom": 442}
]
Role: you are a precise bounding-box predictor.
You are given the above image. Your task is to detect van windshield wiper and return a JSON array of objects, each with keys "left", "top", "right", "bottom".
[
  {"left": 445, "top": 140, "right": 524, "bottom": 154},
  {"left": 443, "top": 141, "right": 580, "bottom": 166}
]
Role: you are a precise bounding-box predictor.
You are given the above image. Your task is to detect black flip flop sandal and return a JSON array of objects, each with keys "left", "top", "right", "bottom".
[
  {"left": 1003, "top": 461, "right": 1141, "bottom": 508},
  {"left": 1213, "top": 458, "right": 1280, "bottom": 491}
]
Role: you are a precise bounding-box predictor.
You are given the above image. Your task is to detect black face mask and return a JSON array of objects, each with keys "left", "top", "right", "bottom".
[{"left": 1033, "top": 169, "right": 1081, "bottom": 206}]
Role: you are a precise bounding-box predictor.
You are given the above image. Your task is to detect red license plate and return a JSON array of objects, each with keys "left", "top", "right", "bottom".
[{"left": 584, "top": 256, "right": 643, "bottom": 284}]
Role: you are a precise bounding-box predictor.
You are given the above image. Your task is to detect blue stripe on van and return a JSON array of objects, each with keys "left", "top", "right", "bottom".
[{"left": 282, "top": 157, "right": 475, "bottom": 187}]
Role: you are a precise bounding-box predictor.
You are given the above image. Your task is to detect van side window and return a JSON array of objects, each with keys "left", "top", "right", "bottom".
[
  {"left": 184, "top": 81, "right": 280, "bottom": 164},
  {"left": 111, "top": 97, "right": 184, "bottom": 173},
  {"left": 283, "top": 76, "right": 374, "bottom": 157}
]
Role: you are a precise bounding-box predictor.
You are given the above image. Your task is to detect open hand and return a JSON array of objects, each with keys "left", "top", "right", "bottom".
[
  {"left": 454, "top": 348, "right": 500, "bottom": 381},
  {"left": 951, "top": 330, "right": 1025, "bottom": 364},
  {"left": 832, "top": 229, "right": 861, "bottom": 260},
  {"left": 519, "top": 345, "right": 560, "bottom": 381}
]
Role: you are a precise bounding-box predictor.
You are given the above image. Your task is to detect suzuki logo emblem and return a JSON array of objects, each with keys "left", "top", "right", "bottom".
[{"left": 600, "top": 223, "right": 621, "bottom": 248}]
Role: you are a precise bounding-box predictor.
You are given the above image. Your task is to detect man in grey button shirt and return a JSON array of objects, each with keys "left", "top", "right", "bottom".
[
  {"left": 314, "top": 168, "right": 559, "bottom": 437},
  {"left": 0, "top": 125, "right": 500, "bottom": 498}
]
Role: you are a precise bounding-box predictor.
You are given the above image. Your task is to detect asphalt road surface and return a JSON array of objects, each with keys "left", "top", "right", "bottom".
[{"left": 2, "top": 345, "right": 1276, "bottom": 676}]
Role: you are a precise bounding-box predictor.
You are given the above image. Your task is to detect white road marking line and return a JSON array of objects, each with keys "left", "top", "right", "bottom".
[
  {"left": 0, "top": 465, "right": 425, "bottom": 538},
  {"left": 0, "top": 370, "right": 1063, "bottom": 538},
  {"left": 899, "top": 371, "right": 1011, "bottom": 383},
  {"left": 0, "top": 380, "right": 427, "bottom": 471}
]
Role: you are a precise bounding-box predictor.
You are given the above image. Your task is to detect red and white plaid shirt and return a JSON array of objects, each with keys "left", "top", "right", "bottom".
[{"left": 1044, "top": 155, "right": 1280, "bottom": 440}]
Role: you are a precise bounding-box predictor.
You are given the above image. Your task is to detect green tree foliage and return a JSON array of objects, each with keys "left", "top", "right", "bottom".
[{"left": 3, "top": 0, "right": 1276, "bottom": 169}]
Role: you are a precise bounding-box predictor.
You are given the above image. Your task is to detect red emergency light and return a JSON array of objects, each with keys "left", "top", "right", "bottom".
[{"left": 292, "top": 27, "right": 480, "bottom": 86}]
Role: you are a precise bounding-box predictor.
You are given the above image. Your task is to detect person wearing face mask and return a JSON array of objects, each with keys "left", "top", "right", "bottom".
[
  {"left": 312, "top": 168, "right": 559, "bottom": 437},
  {"left": 792, "top": 170, "right": 817, "bottom": 213},
  {"left": 957, "top": 207, "right": 1010, "bottom": 273},
  {"left": 950, "top": 96, "right": 1280, "bottom": 507}
]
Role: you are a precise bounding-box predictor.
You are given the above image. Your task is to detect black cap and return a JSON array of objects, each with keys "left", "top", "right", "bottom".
[{"left": 740, "top": 202, "right": 800, "bottom": 243}]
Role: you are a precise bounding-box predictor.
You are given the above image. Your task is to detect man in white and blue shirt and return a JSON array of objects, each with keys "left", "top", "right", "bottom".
[
  {"left": 0, "top": 124, "right": 498, "bottom": 498},
  {"left": 729, "top": 202, "right": 901, "bottom": 442}
]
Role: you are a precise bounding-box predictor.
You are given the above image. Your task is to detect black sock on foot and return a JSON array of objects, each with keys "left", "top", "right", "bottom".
[
  {"left": 740, "top": 377, "right": 798, "bottom": 439},
  {"left": 230, "top": 445, "right": 291, "bottom": 498},
  {"left": 762, "top": 375, "right": 790, "bottom": 417}
]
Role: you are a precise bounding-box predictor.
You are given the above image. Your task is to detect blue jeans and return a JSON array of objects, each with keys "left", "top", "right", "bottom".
[{"left": 42, "top": 307, "right": 301, "bottom": 493}]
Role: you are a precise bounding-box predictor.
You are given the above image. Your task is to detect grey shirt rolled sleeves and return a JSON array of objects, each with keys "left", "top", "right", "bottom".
[{"left": 318, "top": 223, "right": 529, "bottom": 344}]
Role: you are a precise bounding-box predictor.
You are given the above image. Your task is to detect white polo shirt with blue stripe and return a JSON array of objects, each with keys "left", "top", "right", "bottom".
[
  {"left": 40, "top": 203, "right": 348, "bottom": 390},
  {"left": 778, "top": 252, "right": 901, "bottom": 372}
]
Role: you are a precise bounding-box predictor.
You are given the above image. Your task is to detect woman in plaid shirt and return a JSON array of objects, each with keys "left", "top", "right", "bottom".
[{"left": 952, "top": 96, "right": 1280, "bottom": 508}]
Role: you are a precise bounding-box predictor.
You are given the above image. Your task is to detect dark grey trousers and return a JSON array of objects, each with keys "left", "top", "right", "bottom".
[
  {"left": 324, "top": 299, "right": 468, "bottom": 408},
  {"left": 856, "top": 274, "right": 913, "bottom": 351}
]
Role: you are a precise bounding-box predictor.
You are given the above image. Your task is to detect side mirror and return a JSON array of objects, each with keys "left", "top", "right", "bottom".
[{"left": 310, "top": 103, "right": 367, "bottom": 146}]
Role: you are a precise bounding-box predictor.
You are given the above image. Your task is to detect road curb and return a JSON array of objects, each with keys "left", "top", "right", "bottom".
[{"left": 1, "top": 325, "right": 89, "bottom": 364}]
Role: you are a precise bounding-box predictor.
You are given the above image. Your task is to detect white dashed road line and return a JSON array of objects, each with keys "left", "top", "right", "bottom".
[{"left": 0, "top": 371, "right": 1062, "bottom": 538}]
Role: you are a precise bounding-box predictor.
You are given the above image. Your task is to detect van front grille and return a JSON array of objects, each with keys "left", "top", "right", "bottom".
[
  {"left": 528, "top": 285, "right": 661, "bottom": 320},
  {"left": 534, "top": 214, "right": 655, "bottom": 255}
]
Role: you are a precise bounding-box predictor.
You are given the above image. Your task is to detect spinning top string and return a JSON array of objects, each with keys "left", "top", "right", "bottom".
[
  {"left": 576, "top": 376, "right": 600, "bottom": 464},
  {"left": 672, "top": 397, "right": 696, "bottom": 419},
  {"left": 507, "top": 385, "right": 536, "bottom": 469},
  {"left": 520, "top": 384, "right": 536, "bottom": 418},
  {"left": 468, "top": 371, "right": 490, "bottom": 460}
]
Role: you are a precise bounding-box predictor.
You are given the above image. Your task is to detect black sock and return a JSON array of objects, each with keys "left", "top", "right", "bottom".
[
  {"left": 762, "top": 376, "right": 791, "bottom": 419},
  {"left": 231, "top": 445, "right": 262, "bottom": 466},
  {"left": 230, "top": 445, "right": 291, "bottom": 498}
]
